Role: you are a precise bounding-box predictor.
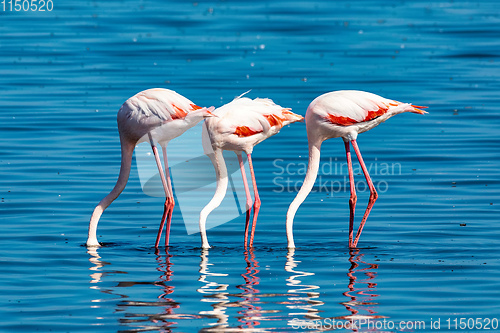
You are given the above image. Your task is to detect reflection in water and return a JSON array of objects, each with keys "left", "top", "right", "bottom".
[
  {"left": 146, "top": 250, "right": 181, "bottom": 330},
  {"left": 197, "top": 248, "right": 278, "bottom": 332},
  {"left": 87, "top": 247, "right": 109, "bottom": 285},
  {"left": 236, "top": 248, "right": 262, "bottom": 330},
  {"left": 338, "top": 249, "right": 386, "bottom": 329},
  {"left": 284, "top": 248, "right": 384, "bottom": 331},
  {"left": 87, "top": 246, "right": 129, "bottom": 330},
  {"left": 117, "top": 249, "right": 200, "bottom": 331},
  {"left": 87, "top": 247, "right": 384, "bottom": 331},
  {"left": 285, "top": 249, "right": 323, "bottom": 320},
  {"left": 87, "top": 248, "right": 200, "bottom": 332},
  {"left": 87, "top": 247, "right": 127, "bottom": 302},
  {"left": 197, "top": 249, "right": 230, "bottom": 330}
]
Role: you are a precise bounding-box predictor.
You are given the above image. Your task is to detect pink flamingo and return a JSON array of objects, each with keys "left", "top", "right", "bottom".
[
  {"left": 286, "top": 90, "right": 427, "bottom": 248},
  {"left": 87, "top": 88, "right": 214, "bottom": 248},
  {"left": 199, "top": 94, "right": 303, "bottom": 249}
]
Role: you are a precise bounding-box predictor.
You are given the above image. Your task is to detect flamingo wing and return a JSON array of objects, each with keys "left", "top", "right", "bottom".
[
  {"left": 214, "top": 97, "right": 302, "bottom": 138},
  {"left": 314, "top": 90, "right": 426, "bottom": 126},
  {"left": 126, "top": 88, "right": 203, "bottom": 123}
]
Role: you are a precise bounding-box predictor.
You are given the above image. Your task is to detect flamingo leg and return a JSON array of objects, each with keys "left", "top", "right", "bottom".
[
  {"left": 351, "top": 140, "right": 378, "bottom": 247},
  {"left": 246, "top": 153, "right": 260, "bottom": 248},
  {"left": 162, "top": 147, "right": 175, "bottom": 247},
  {"left": 237, "top": 153, "right": 253, "bottom": 248},
  {"left": 345, "top": 141, "right": 357, "bottom": 248},
  {"left": 156, "top": 203, "right": 169, "bottom": 248},
  {"left": 148, "top": 135, "right": 172, "bottom": 248}
]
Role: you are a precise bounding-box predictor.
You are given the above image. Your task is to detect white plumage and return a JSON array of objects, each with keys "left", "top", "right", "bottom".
[{"left": 205, "top": 96, "right": 303, "bottom": 154}]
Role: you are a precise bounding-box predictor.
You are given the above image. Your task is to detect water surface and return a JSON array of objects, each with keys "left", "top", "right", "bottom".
[{"left": 1, "top": 0, "right": 500, "bottom": 331}]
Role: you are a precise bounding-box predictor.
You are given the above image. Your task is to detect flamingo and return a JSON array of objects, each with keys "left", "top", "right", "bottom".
[
  {"left": 286, "top": 90, "right": 427, "bottom": 248},
  {"left": 87, "top": 88, "right": 214, "bottom": 248},
  {"left": 199, "top": 94, "right": 303, "bottom": 249}
]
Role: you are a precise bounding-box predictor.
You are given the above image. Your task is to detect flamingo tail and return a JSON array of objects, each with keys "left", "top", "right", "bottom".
[{"left": 410, "top": 104, "right": 428, "bottom": 115}]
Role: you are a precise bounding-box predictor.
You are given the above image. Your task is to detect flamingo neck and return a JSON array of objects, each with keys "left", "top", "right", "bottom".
[
  {"left": 199, "top": 148, "right": 228, "bottom": 249},
  {"left": 87, "top": 137, "right": 135, "bottom": 246},
  {"left": 286, "top": 138, "right": 322, "bottom": 248}
]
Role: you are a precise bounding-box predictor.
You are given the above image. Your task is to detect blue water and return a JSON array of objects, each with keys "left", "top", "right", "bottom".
[{"left": 1, "top": 0, "right": 500, "bottom": 331}]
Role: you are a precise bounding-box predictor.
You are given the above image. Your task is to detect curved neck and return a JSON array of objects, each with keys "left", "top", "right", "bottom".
[
  {"left": 286, "top": 138, "right": 322, "bottom": 248},
  {"left": 199, "top": 148, "right": 228, "bottom": 248},
  {"left": 87, "top": 136, "right": 135, "bottom": 246}
]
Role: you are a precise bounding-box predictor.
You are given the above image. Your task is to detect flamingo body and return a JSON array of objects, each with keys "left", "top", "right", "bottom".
[
  {"left": 205, "top": 96, "right": 303, "bottom": 154},
  {"left": 286, "top": 90, "right": 427, "bottom": 248},
  {"left": 305, "top": 90, "right": 426, "bottom": 142},
  {"left": 87, "top": 88, "right": 214, "bottom": 247},
  {"left": 200, "top": 95, "right": 303, "bottom": 249},
  {"left": 118, "top": 88, "right": 209, "bottom": 144}
]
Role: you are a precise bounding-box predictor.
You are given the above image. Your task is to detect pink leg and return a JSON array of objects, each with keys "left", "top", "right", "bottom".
[
  {"left": 156, "top": 204, "right": 169, "bottom": 247},
  {"left": 149, "top": 138, "right": 171, "bottom": 248},
  {"left": 162, "top": 148, "right": 175, "bottom": 247},
  {"left": 351, "top": 140, "right": 378, "bottom": 247},
  {"left": 238, "top": 154, "right": 253, "bottom": 248},
  {"left": 345, "top": 141, "right": 357, "bottom": 248},
  {"left": 246, "top": 154, "right": 260, "bottom": 248}
]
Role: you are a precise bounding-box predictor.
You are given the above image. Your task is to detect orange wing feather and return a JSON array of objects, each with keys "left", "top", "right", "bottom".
[
  {"left": 363, "top": 105, "right": 389, "bottom": 122},
  {"left": 171, "top": 104, "right": 188, "bottom": 119},
  {"left": 325, "top": 114, "right": 359, "bottom": 126},
  {"left": 234, "top": 126, "right": 263, "bottom": 137},
  {"left": 264, "top": 113, "right": 284, "bottom": 127},
  {"left": 325, "top": 103, "right": 391, "bottom": 126}
]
